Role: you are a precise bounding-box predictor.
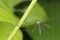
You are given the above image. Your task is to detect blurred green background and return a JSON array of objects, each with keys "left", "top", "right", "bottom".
[
  {"left": 21, "top": 0, "right": 60, "bottom": 40},
  {"left": 0, "top": 0, "right": 60, "bottom": 40}
]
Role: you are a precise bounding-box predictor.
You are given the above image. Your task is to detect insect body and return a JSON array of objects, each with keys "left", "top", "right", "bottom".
[{"left": 31, "top": 20, "right": 50, "bottom": 35}]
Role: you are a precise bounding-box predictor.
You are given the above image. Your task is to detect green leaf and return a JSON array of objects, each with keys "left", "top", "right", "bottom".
[
  {"left": 0, "top": 1, "right": 19, "bottom": 25},
  {"left": 2, "top": 0, "right": 24, "bottom": 10},
  {"left": 0, "top": 22, "right": 23, "bottom": 40}
]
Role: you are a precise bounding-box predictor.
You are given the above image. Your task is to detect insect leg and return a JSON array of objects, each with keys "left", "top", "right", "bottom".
[{"left": 38, "top": 23, "right": 41, "bottom": 35}]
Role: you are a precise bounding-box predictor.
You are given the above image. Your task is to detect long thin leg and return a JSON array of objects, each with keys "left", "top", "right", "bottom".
[
  {"left": 38, "top": 23, "right": 41, "bottom": 35},
  {"left": 37, "top": 21, "right": 41, "bottom": 35},
  {"left": 37, "top": 21, "right": 41, "bottom": 40},
  {"left": 31, "top": 24, "right": 37, "bottom": 32},
  {"left": 44, "top": 24, "right": 50, "bottom": 28}
]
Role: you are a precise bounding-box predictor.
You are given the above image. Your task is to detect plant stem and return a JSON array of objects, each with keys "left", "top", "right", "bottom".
[{"left": 7, "top": 0, "right": 37, "bottom": 40}]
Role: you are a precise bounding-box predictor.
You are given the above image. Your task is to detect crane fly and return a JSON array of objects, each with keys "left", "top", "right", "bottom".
[{"left": 21, "top": 20, "right": 50, "bottom": 35}]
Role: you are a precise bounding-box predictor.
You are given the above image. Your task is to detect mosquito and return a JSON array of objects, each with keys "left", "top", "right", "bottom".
[
  {"left": 21, "top": 20, "right": 50, "bottom": 36},
  {"left": 31, "top": 20, "right": 50, "bottom": 35}
]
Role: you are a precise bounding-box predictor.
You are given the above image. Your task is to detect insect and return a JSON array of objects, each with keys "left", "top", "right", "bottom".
[
  {"left": 32, "top": 20, "right": 50, "bottom": 35},
  {"left": 21, "top": 20, "right": 50, "bottom": 36}
]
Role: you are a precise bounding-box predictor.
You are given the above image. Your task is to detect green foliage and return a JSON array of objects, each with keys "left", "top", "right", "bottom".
[
  {"left": 0, "top": 22, "right": 23, "bottom": 40},
  {"left": 0, "top": 0, "right": 23, "bottom": 40},
  {"left": 0, "top": 0, "right": 19, "bottom": 25},
  {"left": 2, "top": 0, "right": 24, "bottom": 9},
  {"left": 0, "top": 0, "right": 60, "bottom": 40}
]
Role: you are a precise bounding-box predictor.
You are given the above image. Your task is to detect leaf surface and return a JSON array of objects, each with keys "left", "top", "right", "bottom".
[
  {"left": 0, "top": 22, "right": 23, "bottom": 40},
  {"left": 0, "top": 0, "right": 19, "bottom": 25}
]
